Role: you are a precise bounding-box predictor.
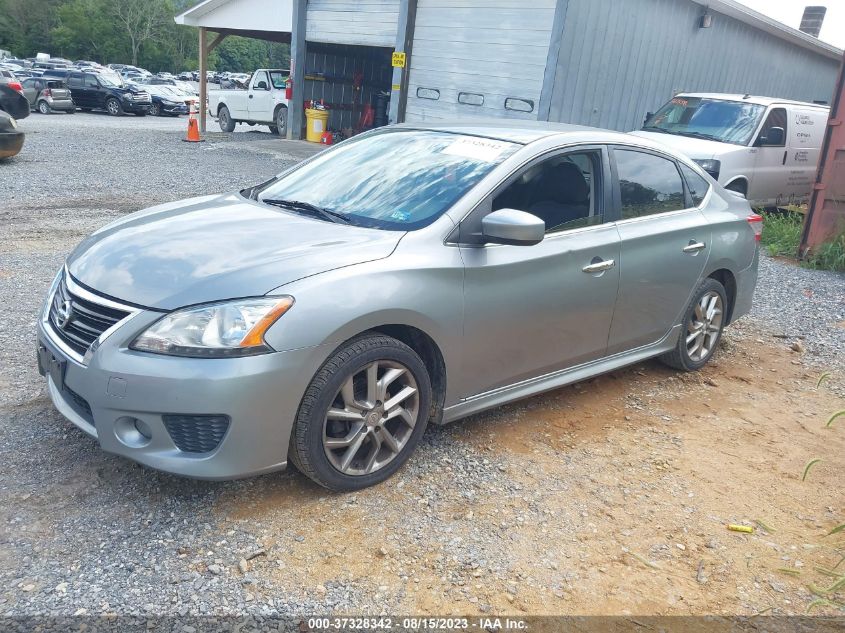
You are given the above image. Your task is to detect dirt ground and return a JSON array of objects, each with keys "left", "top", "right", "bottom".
[{"left": 213, "top": 334, "right": 845, "bottom": 616}]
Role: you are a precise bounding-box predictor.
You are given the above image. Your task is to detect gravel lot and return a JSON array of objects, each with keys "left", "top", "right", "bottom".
[{"left": 0, "top": 113, "right": 843, "bottom": 620}]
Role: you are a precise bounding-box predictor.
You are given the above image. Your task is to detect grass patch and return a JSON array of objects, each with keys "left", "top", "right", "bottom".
[
  {"left": 759, "top": 211, "right": 845, "bottom": 272},
  {"left": 760, "top": 211, "right": 803, "bottom": 257}
]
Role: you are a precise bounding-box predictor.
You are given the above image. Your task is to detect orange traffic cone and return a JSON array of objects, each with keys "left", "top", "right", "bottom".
[{"left": 183, "top": 103, "right": 204, "bottom": 143}]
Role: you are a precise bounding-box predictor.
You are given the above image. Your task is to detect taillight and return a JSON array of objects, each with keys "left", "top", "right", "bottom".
[
  {"left": 747, "top": 213, "right": 763, "bottom": 242},
  {"left": 43, "top": 88, "right": 52, "bottom": 98},
  {"left": 8, "top": 81, "right": 23, "bottom": 93}
]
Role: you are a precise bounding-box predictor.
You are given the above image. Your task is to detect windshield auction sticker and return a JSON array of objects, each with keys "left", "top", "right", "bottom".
[{"left": 442, "top": 137, "right": 510, "bottom": 163}]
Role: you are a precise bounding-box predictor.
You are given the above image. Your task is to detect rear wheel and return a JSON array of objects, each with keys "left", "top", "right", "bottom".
[
  {"left": 218, "top": 105, "right": 235, "bottom": 132},
  {"left": 149, "top": 103, "right": 161, "bottom": 117},
  {"left": 290, "top": 334, "right": 432, "bottom": 491},
  {"left": 105, "top": 98, "right": 122, "bottom": 116},
  {"left": 660, "top": 278, "right": 727, "bottom": 371},
  {"left": 37, "top": 100, "right": 51, "bottom": 115}
]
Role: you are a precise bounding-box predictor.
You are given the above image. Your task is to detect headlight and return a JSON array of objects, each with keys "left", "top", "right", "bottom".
[
  {"left": 130, "top": 296, "right": 294, "bottom": 358},
  {"left": 692, "top": 159, "right": 721, "bottom": 180}
]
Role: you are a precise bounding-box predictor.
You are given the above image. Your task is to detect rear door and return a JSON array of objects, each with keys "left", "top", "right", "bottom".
[
  {"left": 67, "top": 73, "right": 86, "bottom": 107},
  {"left": 607, "top": 147, "right": 712, "bottom": 355},
  {"left": 459, "top": 145, "right": 621, "bottom": 397},
  {"left": 21, "top": 78, "right": 39, "bottom": 106},
  {"left": 247, "top": 70, "right": 273, "bottom": 122}
]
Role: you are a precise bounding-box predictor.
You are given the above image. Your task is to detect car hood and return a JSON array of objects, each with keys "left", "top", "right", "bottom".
[
  {"left": 629, "top": 130, "right": 740, "bottom": 160},
  {"left": 67, "top": 193, "right": 404, "bottom": 310}
]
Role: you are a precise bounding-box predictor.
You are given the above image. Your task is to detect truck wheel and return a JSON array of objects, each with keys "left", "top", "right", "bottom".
[
  {"left": 37, "top": 100, "right": 51, "bottom": 114},
  {"left": 106, "top": 98, "right": 123, "bottom": 116},
  {"left": 274, "top": 106, "right": 288, "bottom": 137},
  {"left": 218, "top": 105, "right": 235, "bottom": 133}
]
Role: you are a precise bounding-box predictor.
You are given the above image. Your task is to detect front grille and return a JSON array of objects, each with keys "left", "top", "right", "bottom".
[
  {"left": 65, "top": 385, "right": 94, "bottom": 424},
  {"left": 132, "top": 91, "right": 151, "bottom": 103},
  {"left": 163, "top": 415, "right": 230, "bottom": 453},
  {"left": 48, "top": 274, "right": 131, "bottom": 358}
]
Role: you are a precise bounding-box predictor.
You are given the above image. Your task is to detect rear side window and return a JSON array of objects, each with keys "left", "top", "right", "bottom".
[
  {"left": 680, "top": 164, "right": 710, "bottom": 206},
  {"left": 615, "top": 149, "right": 685, "bottom": 219},
  {"left": 68, "top": 74, "right": 82, "bottom": 88}
]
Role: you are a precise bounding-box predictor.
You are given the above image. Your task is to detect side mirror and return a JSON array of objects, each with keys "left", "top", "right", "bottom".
[
  {"left": 256, "top": 81, "right": 268, "bottom": 90},
  {"left": 757, "top": 126, "right": 785, "bottom": 146},
  {"left": 481, "top": 209, "right": 545, "bottom": 246},
  {"left": 643, "top": 111, "right": 654, "bottom": 126}
]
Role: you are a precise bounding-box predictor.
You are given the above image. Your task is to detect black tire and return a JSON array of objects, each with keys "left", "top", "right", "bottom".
[
  {"left": 66, "top": 109, "right": 75, "bottom": 114},
  {"left": 105, "top": 98, "right": 122, "bottom": 116},
  {"left": 37, "top": 100, "right": 51, "bottom": 115},
  {"left": 274, "top": 105, "right": 287, "bottom": 137},
  {"left": 218, "top": 105, "right": 235, "bottom": 132},
  {"left": 268, "top": 125, "right": 279, "bottom": 134},
  {"left": 660, "top": 278, "right": 728, "bottom": 372},
  {"left": 289, "top": 334, "right": 432, "bottom": 491}
]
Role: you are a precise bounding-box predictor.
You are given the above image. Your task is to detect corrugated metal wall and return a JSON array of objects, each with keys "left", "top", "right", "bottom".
[
  {"left": 546, "top": 0, "right": 840, "bottom": 131},
  {"left": 404, "top": 0, "right": 556, "bottom": 121},
  {"left": 306, "top": 0, "right": 400, "bottom": 47}
]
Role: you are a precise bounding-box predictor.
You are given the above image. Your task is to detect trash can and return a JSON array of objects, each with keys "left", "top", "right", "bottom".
[{"left": 305, "top": 108, "right": 330, "bottom": 143}]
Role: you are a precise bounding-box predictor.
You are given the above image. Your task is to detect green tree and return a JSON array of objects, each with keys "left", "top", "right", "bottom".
[{"left": 112, "top": 0, "right": 172, "bottom": 66}]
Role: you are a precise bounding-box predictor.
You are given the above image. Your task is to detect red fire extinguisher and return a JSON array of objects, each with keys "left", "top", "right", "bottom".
[{"left": 285, "top": 77, "right": 293, "bottom": 100}]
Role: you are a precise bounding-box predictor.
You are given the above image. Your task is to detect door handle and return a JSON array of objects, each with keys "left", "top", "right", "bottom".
[
  {"left": 582, "top": 259, "right": 616, "bottom": 273},
  {"left": 782, "top": 150, "right": 787, "bottom": 165},
  {"left": 683, "top": 241, "right": 707, "bottom": 253}
]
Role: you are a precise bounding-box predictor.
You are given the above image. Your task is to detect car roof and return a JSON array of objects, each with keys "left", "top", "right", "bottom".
[
  {"left": 676, "top": 92, "right": 828, "bottom": 109},
  {"left": 393, "top": 119, "right": 658, "bottom": 147}
]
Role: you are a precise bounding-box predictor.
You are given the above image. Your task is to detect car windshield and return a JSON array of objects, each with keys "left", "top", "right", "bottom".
[
  {"left": 643, "top": 96, "right": 766, "bottom": 145},
  {"left": 255, "top": 130, "right": 520, "bottom": 230},
  {"left": 98, "top": 72, "right": 124, "bottom": 88}
]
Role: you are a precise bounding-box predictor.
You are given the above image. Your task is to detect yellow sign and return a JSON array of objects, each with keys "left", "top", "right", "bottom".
[{"left": 391, "top": 52, "right": 406, "bottom": 68}]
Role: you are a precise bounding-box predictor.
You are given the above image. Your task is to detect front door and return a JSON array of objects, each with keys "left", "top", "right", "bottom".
[
  {"left": 607, "top": 147, "right": 711, "bottom": 355},
  {"left": 459, "top": 147, "right": 621, "bottom": 398},
  {"left": 748, "top": 107, "right": 788, "bottom": 206},
  {"left": 248, "top": 70, "right": 273, "bottom": 122}
]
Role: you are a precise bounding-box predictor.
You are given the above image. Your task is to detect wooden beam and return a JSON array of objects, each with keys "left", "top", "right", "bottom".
[
  {"left": 207, "top": 32, "right": 227, "bottom": 53},
  {"left": 199, "top": 27, "right": 208, "bottom": 134}
]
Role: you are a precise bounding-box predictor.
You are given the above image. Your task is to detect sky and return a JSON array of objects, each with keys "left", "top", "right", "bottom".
[{"left": 736, "top": 0, "right": 845, "bottom": 49}]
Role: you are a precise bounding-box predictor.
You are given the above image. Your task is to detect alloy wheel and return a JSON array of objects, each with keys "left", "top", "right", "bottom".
[
  {"left": 38, "top": 101, "right": 50, "bottom": 114},
  {"left": 323, "top": 360, "right": 419, "bottom": 476},
  {"left": 107, "top": 99, "right": 120, "bottom": 115},
  {"left": 686, "top": 291, "right": 723, "bottom": 362}
]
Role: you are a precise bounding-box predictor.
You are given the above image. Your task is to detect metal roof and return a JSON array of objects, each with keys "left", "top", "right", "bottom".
[{"left": 693, "top": 0, "right": 842, "bottom": 61}]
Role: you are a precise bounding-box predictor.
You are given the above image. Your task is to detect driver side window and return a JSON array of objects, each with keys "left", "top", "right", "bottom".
[
  {"left": 492, "top": 150, "right": 602, "bottom": 234},
  {"left": 253, "top": 71, "right": 269, "bottom": 90},
  {"left": 756, "top": 107, "right": 787, "bottom": 147},
  {"left": 84, "top": 75, "right": 99, "bottom": 88}
]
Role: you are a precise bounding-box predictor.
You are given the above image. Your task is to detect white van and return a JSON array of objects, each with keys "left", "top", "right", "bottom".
[{"left": 631, "top": 93, "right": 828, "bottom": 207}]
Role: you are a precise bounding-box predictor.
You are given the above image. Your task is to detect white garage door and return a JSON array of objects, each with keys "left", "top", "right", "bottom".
[
  {"left": 405, "top": 0, "right": 556, "bottom": 122},
  {"left": 307, "top": 0, "right": 400, "bottom": 47}
]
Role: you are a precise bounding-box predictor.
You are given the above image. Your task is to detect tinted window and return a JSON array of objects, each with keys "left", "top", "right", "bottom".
[
  {"left": 680, "top": 164, "right": 710, "bottom": 206},
  {"left": 615, "top": 150, "right": 685, "bottom": 219},
  {"left": 493, "top": 151, "right": 602, "bottom": 233},
  {"left": 757, "top": 107, "right": 787, "bottom": 147},
  {"left": 67, "top": 74, "right": 83, "bottom": 88},
  {"left": 257, "top": 131, "right": 519, "bottom": 230},
  {"left": 84, "top": 74, "right": 99, "bottom": 88}
]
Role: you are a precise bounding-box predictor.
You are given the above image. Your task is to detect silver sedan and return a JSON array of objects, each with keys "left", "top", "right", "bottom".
[{"left": 37, "top": 122, "right": 760, "bottom": 490}]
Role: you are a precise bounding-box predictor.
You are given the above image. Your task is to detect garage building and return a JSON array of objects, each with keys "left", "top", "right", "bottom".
[{"left": 176, "top": 0, "right": 842, "bottom": 139}]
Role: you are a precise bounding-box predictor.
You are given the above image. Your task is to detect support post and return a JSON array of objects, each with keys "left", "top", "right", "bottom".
[
  {"left": 288, "top": 0, "right": 307, "bottom": 140},
  {"left": 199, "top": 27, "right": 208, "bottom": 134},
  {"left": 389, "top": 0, "right": 417, "bottom": 125}
]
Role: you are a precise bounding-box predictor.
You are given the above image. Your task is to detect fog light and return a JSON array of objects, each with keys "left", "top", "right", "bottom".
[{"left": 114, "top": 416, "right": 153, "bottom": 448}]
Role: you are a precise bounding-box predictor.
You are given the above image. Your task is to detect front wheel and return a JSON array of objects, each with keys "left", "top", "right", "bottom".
[
  {"left": 149, "top": 103, "right": 160, "bottom": 117},
  {"left": 660, "top": 278, "right": 728, "bottom": 371},
  {"left": 218, "top": 105, "right": 235, "bottom": 132},
  {"left": 105, "top": 98, "right": 122, "bottom": 116},
  {"left": 289, "top": 334, "right": 432, "bottom": 491}
]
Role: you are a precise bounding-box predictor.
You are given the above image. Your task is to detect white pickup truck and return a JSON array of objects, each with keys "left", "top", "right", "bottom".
[{"left": 208, "top": 69, "right": 289, "bottom": 136}]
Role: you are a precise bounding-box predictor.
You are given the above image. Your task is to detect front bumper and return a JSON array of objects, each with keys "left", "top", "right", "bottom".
[
  {"left": 123, "top": 101, "right": 151, "bottom": 114},
  {"left": 37, "top": 307, "right": 332, "bottom": 480},
  {"left": 0, "top": 130, "right": 24, "bottom": 158},
  {"left": 160, "top": 102, "right": 188, "bottom": 115}
]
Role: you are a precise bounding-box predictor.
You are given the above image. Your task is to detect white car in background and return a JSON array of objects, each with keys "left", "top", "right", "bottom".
[{"left": 633, "top": 93, "right": 828, "bottom": 207}]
